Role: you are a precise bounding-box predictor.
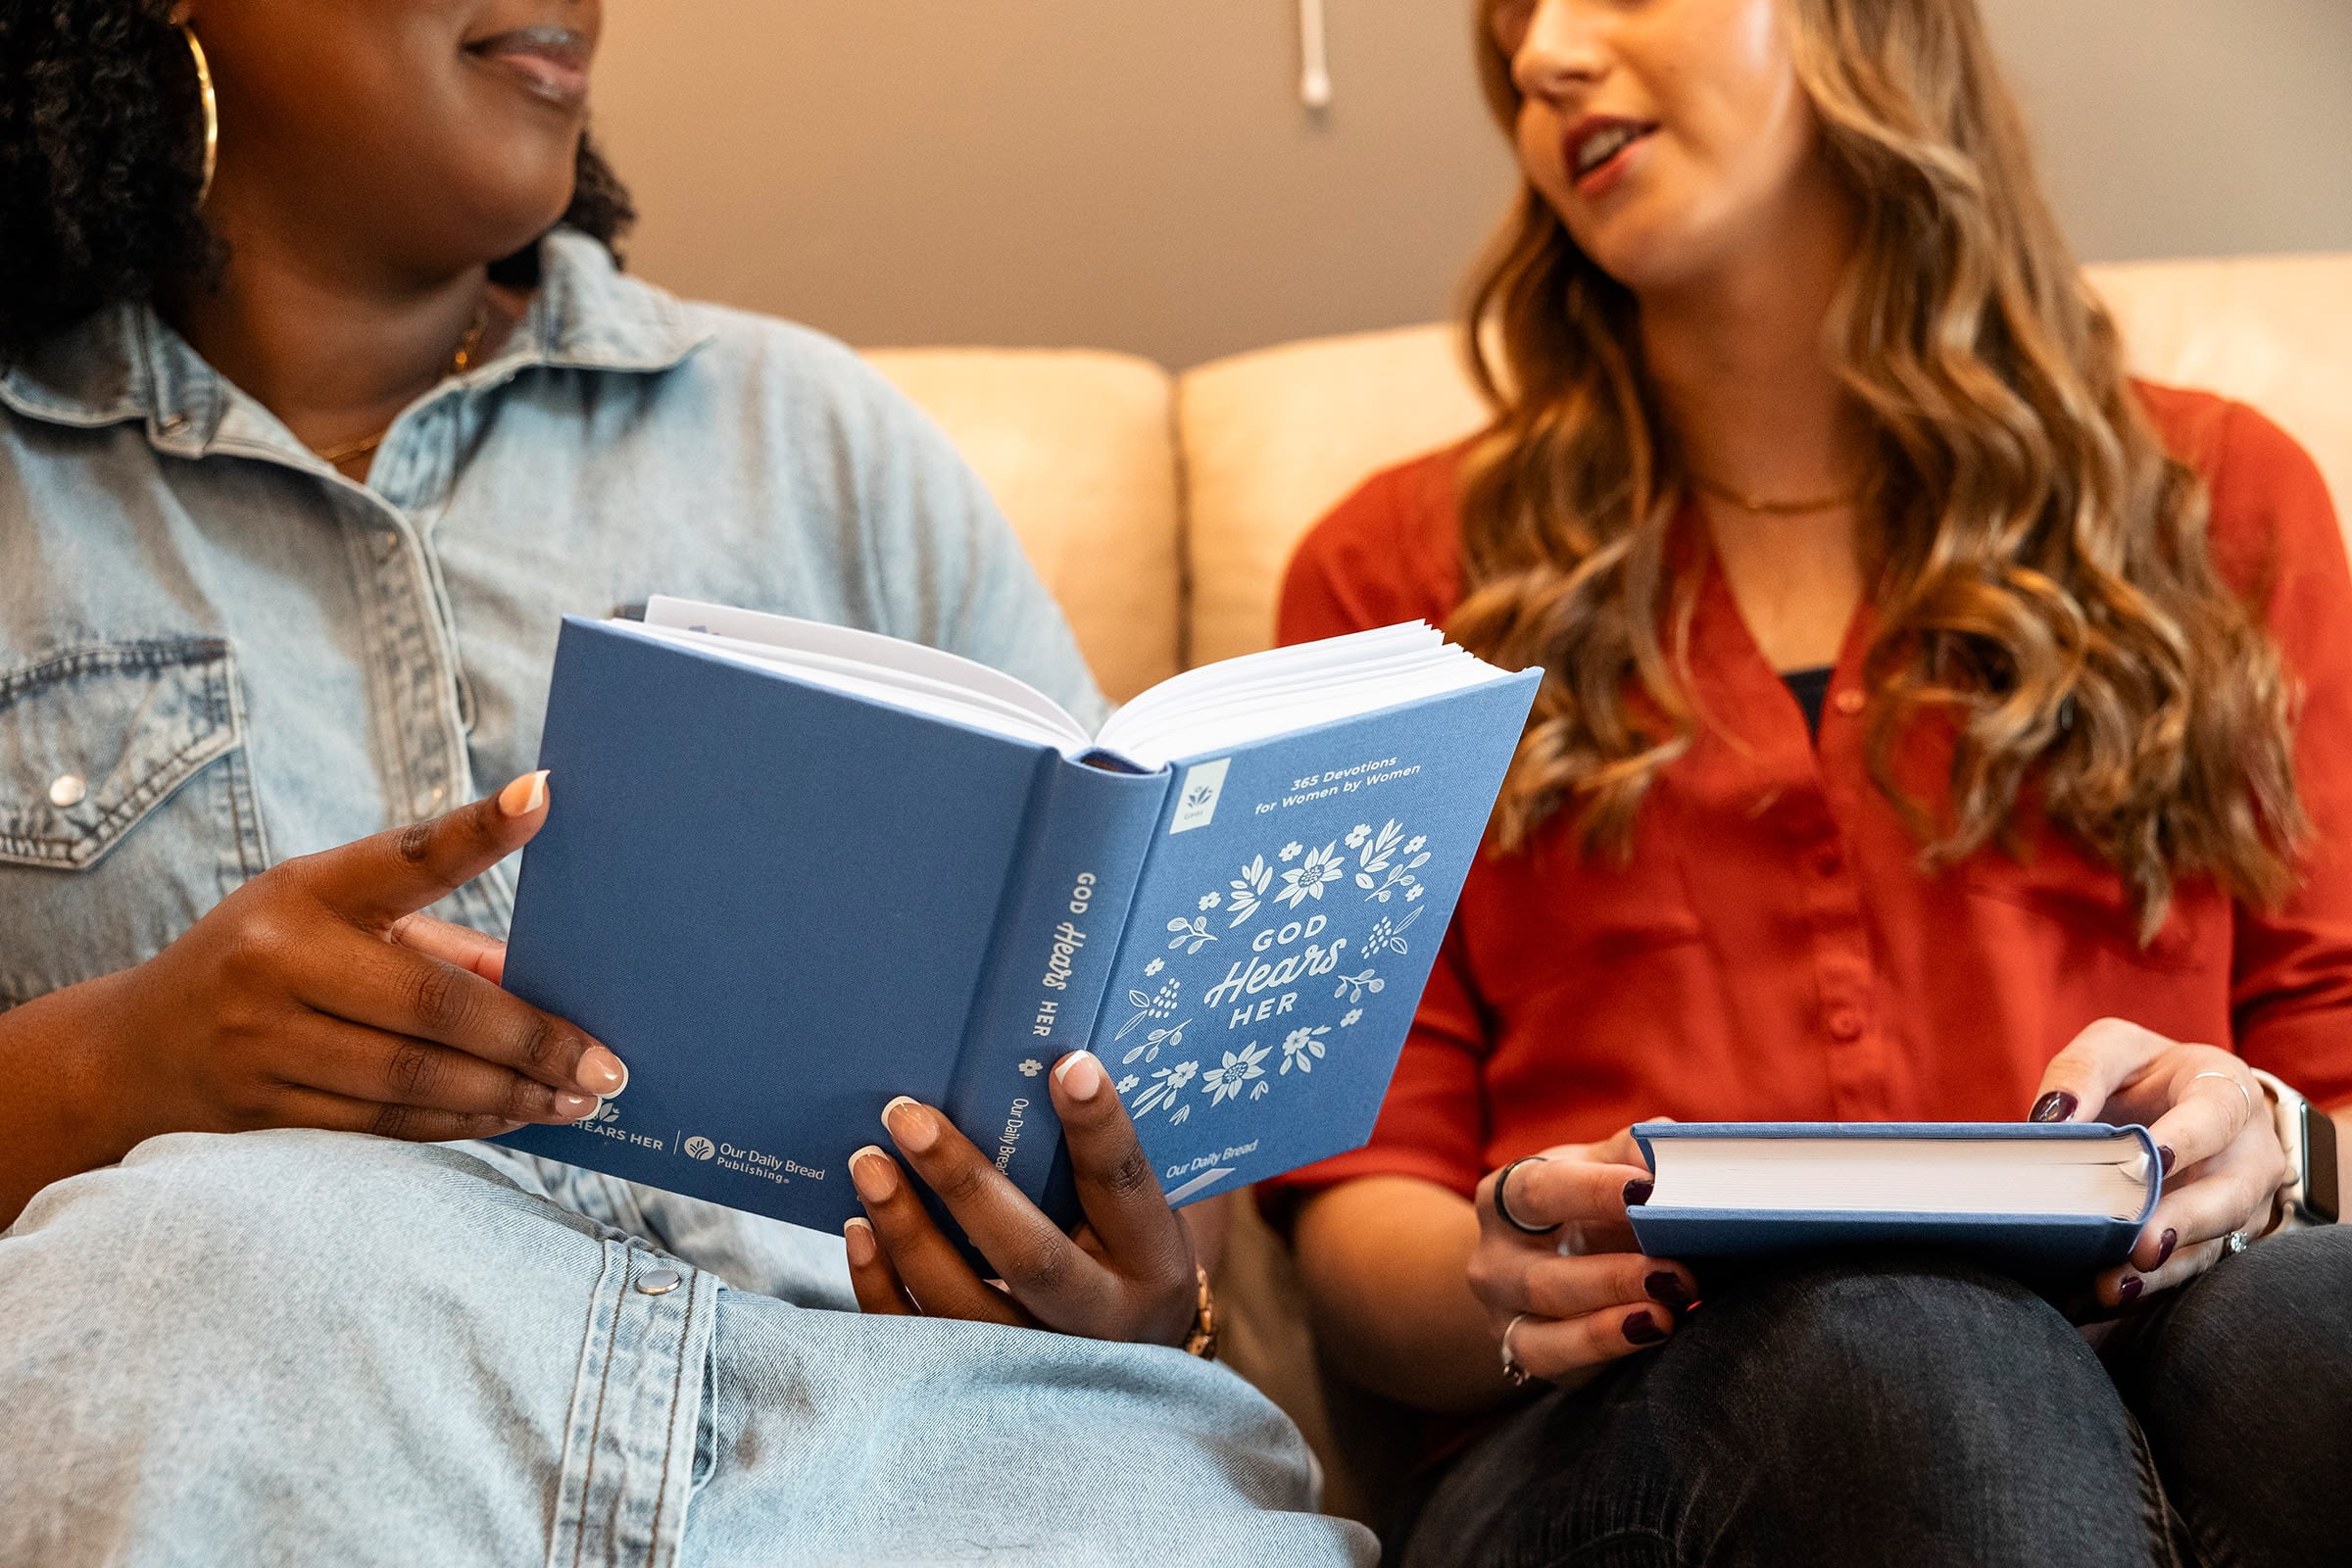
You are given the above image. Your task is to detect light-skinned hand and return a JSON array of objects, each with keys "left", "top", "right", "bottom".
[
  {"left": 1464, "top": 1125, "right": 1696, "bottom": 1385},
  {"left": 2031, "top": 1016, "right": 2288, "bottom": 1310}
]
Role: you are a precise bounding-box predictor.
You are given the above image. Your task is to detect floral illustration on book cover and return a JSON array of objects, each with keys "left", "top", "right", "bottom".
[{"left": 1107, "top": 805, "right": 1440, "bottom": 1197}]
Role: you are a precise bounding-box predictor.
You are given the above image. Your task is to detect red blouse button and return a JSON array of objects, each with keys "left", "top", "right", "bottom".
[
  {"left": 1826, "top": 1006, "right": 1864, "bottom": 1041},
  {"left": 1832, "top": 689, "right": 1865, "bottom": 715},
  {"left": 1813, "top": 846, "right": 1844, "bottom": 877}
]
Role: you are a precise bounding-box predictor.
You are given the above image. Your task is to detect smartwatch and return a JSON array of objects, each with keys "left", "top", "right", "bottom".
[{"left": 2249, "top": 1068, "right": 2341, "bottom": 1233}]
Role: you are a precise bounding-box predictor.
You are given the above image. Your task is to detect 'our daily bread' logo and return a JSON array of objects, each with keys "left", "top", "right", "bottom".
[
  {"left": 1168, "top": 758, "right": 1232, "bottom": 835},
  {"left": 684, "top": 1136, "right": 716, "bottom": 1160}
]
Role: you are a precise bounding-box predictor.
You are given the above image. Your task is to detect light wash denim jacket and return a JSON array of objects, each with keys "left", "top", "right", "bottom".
[
  {"left": 0, "top": 229, "right": 1100, "bottom": 1004},
  {"left": 0, "top": 236, "right": 1367, "bottom": 1566}
]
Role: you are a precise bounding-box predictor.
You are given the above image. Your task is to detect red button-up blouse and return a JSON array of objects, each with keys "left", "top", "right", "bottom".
[{"left": 1263, "top": 385, "right": 2352, "bottom": 1207}]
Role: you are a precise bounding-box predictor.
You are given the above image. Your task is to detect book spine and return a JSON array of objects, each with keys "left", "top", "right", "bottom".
[{"left": 945, "top": 755, "right": 1169, "bottom": 1228}]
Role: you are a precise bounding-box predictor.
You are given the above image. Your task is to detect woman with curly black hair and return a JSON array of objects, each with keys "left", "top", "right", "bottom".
[{"left": 0, "top": 4, "right": 1369, "bottom": 1564}]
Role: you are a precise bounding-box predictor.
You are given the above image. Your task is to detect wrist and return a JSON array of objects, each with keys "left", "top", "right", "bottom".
[
  {"left": 2249, "top": 1067, "right": 2341, "bottom": 1234},
  {"left": 0, "top": 967, "right": 172, "bottom": 1226},
  {"left": 53, "top": 966, "right": 178, "bottom": 1159}
]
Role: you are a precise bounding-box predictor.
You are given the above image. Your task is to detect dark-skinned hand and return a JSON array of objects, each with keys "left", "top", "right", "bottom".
[
  {"left": 844, "top": 1050, "right": 1200, "bottom": 1346},
  {"left": 103, "top": 771, "right": 628, "bottom": 1148}
]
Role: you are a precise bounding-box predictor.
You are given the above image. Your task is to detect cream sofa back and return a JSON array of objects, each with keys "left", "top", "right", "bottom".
[{"left": 870, "top": 252, "right": 2352, "bottom": 699}]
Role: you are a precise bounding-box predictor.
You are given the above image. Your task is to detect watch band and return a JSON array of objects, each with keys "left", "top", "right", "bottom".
[{"left": 2250, "top": 1068, "right": 2341, "bottom": 1233}]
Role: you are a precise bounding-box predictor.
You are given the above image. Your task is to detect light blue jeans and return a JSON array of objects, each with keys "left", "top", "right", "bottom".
[{"left": 0, "top": 1130, "right": 1374, "bottom": 1566}]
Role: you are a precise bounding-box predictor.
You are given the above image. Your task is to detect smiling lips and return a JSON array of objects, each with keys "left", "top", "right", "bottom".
[
  {"left": 1565, "top": 115, "right": 1658, "bottom": 191},
  {"left": 466, "top": 24, "right": 591, "bottom": 109}
]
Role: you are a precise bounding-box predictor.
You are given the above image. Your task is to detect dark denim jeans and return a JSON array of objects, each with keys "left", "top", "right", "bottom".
[{"left": 1398, "top": 1227, "right": 2352, "bottom": 1568}]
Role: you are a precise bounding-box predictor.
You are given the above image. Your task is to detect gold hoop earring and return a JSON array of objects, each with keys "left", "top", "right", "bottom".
[{"left": 180, "top": 24, "right": 218, "bottom": 205}]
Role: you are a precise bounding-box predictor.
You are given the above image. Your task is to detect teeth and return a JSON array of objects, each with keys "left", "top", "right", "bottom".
[{"left": 1576, "top": 125, "right": 1636, "bottom": 177}]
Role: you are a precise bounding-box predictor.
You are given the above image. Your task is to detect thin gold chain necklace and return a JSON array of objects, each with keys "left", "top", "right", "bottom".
[
  {"left": 1689, "top": 469, "right": 1866, "bottom": 516},
  {"left": 313, "top": 303, "right": 491, "bottom": 467}
]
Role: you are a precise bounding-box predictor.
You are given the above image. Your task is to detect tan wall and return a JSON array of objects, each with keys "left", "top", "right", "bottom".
[
  {"left": 592, "top": 0, "right": 1515, "bottom": 368},
  {"left": 591, "top": 0, "right": 2352, "bottom": 368}
]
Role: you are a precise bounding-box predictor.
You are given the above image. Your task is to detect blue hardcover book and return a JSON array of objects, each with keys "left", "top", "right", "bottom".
[
  {"left": 1628, "top": 1121, "right": 2162, "bottom": 1278},
  {"left": 497, "top": 597, "right": 1539, "bottom": 1238}
]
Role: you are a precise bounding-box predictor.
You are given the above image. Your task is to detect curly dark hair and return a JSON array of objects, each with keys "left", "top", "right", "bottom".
[{"left": 0, "top": 0, "right": 635, "bottom": 364}]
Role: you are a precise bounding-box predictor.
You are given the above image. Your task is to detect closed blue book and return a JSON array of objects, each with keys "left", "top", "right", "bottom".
[
  {"left": 497, "top": 600, "right": 1539, "bottom": 1239},
  {"left": 1628, "top": 1121, "right": 2162, "bottom": 1278}
]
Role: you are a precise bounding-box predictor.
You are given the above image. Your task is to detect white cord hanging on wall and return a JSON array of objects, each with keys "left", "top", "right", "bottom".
[{"left": 1298, "top": 0, "right": 1333, "bottom": 111}]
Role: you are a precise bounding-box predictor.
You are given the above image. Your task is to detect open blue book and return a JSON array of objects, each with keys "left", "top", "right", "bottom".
[
  {"left": 497, "top": 597, "right": 1539, "bottom": 1237},
  {"left": 1629, "top": 1122, "right": 2163, "bottom": 1278}
]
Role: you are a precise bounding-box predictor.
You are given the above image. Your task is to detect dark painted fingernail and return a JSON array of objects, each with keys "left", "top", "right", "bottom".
[
  {"left": 1644, "top": 1272, "right": 1692, "bottom": 1309},
  {"left": 2155, "top": 1229, "right": 2178, "bottom": 1266},
  {"left": 2158, "top": 1145, "right": 2176, "bottom": 1177},
  {"left": 2031, "top": 1091, "right": 2078, "bottom": 1124},
  {"left": 1623, "top": 1178, "right": 1654, "bottom": 1207},
  {"left": 2117, "top": 1273, "right": 2143, "bottom": 1306},
  {"left": 1623, "top": 1310, "right": 1667, "bottom": 1346}
]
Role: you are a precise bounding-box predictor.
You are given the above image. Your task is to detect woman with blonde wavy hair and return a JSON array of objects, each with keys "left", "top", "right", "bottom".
[{"left": 1268, "top": 0, "right": 2352, "bottom": 1562}]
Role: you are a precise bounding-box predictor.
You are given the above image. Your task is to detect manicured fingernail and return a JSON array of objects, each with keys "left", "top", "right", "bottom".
[
  {"left": 1054, "top": 1051, "right": 1104, "bottom": 1102},
  {"left": 843, "top": 1217, "right": 875, "bottom": 1267},
  {"left": 881, "top": 1097, "right": 938, "bottom": 1154},
  {"left": 575, "top": 1046, "right": 627, "bottom": 1096},
  {"left": 1644, "top": 1271, "right": 1692, "bottom": 1309},
  {"left": 553, "top": 1091, "right": 599, "bottom": 1119},
  {"left": 2030, "top": 1091, "right": 2078, "bottom": 1124},
  {"left": 2158, "top": 1145, "right": 2177, "bottom": 1176},
  {"left": 2117, "top": 1273, "right": 2143, "bottom": 1305},
  {"left": 1623, "top": 1309, "right": 1666, "bottom": 1346},
  {"left": 2155, "top": 1228, "right": 2178, "bottom": 1266},
  {"left": 498, "top": 769, "right": 550, "bottom": 817},
  {"left": 1623, "top": 1178, "right": 1654, "bottom": 1207},
  {"left": 850, "top": 1147, "right": 898, "bottom": 1202}
]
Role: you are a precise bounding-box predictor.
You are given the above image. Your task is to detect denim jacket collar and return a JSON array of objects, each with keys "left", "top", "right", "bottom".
[{"left": 0, "top": 229, "right": 712, "bottom": 463}]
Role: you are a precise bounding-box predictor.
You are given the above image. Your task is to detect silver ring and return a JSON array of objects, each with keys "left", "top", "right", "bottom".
[
  {"left": 1500, "top": 1312, "right": 1534, "bottom": 1387},
  {"left": 1494, "top": 1156, "right": 1563, "bottom": 1236},
  {"left": 2190, "top": 1070, "right": 2258, "bottom": 1122},
  {"left": 2225, "top": 1229, "right": 2253, "bottom": 1256}
]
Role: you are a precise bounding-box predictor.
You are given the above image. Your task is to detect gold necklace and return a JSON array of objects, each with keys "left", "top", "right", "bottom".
[
  {"left": 313, "top": 303, "right": 491, "bottom": 467},
  {"left": 1689, "top": 470, "right": 1866, "bottom": 516}
]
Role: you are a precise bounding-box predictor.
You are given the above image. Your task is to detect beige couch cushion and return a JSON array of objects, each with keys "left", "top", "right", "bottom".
[
  {"left": 1178, "top": 325, "right": 1490, "bottom": 669},
  {"left": 864, "top": 347, "right": 1181, "bottom": 704},
  {"left": 2087, "top": 253, "right": 2352, "bottom": 520},
  {"left": 1175, "top": 254, "right": 2352, "bottom": 670}
]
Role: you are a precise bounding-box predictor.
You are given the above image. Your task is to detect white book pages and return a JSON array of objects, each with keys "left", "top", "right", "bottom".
[
  {"left": 619, "top": 622, "right": 1082, "bottom": 750},
  {"left": 644, "top": 596, "right": 1087, "bottom": 739},
  {"left": 1647, "top": 1134, "right": 2154, "bottom": 1220},
  {"left": 1102, "top": 623, "right": 1443, "bottom": 732},
  {"left": 624, "top": 598, "right": 1525, "bottom": 770},
  {"left": 1101, "top": 652, "right": 1513, "bottom": 768}
]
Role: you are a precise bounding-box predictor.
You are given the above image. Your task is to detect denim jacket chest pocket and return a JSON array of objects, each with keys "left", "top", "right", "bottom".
[{"left": 0, "top": 639, "right": 268, "bottom": 1007}]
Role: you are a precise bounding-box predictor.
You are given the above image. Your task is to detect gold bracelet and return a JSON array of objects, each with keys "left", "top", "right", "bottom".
[{"left": 1182, "top": 1264, "right": 1218, "bottom": 1360}]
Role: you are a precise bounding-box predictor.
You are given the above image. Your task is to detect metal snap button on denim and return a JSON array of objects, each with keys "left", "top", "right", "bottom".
[
  {"left": 48, "top": 773, "right": 86, "bottom": 808},
  {"left": 635, "top": 1268, "right": 683, "bottom": 1296}
]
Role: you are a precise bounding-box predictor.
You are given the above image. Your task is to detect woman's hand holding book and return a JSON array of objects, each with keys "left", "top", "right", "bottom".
[
  {"left": 111, "top": 772, "right": 630, "bottom": 1143},
  {"left": 1464, "top": 1128, "right": 1698, "bottom": 1386},
  {"left": 2030, "top": 1017, "right": 2290, "bottom": 1310},
  {"left": 0, "top": 773, "right": 631, "bottom": 1226},
  {"left": 843, "top": 1050, "right": 1202, "bottom": 1347}
]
